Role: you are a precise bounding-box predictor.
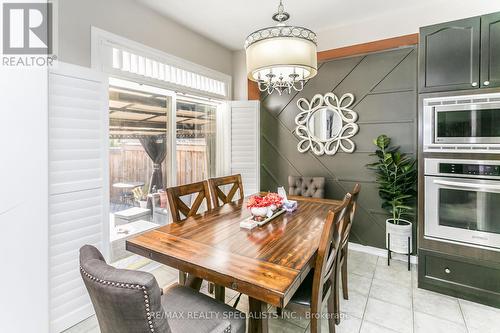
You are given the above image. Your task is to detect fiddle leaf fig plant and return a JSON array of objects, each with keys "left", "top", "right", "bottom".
[{"left": 366, "top": 135, "right": 417, "bottom": 224}]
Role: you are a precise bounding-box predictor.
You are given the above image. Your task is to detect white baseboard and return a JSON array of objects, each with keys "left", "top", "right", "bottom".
[{"left": 349, "top": 241, "right": 418, "bottom": 265}]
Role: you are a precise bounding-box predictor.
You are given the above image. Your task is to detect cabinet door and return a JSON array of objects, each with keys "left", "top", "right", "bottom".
[
  {"left": 419, "top": 17, "right": 480, "bottom": 93},
  {"left": 481, "top": 12, "right": 500, "bottom": 88}
]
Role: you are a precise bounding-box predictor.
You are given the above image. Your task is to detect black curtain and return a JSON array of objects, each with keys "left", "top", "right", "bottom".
[{"left": 139, "top": 135, "right": 167, "bottom": 193}]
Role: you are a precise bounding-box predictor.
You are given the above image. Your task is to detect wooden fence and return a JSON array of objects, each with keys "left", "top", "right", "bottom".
[{"left": 109, "top": 143, "right": 208, "bottom": 203}]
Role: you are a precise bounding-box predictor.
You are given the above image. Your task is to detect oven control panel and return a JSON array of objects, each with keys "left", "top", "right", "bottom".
[
  {"left": 439, "top": 163, "right": 500, "bottom": 176},
  {"left": 425, "top": 158, "right": 500, "bottom": 179}
]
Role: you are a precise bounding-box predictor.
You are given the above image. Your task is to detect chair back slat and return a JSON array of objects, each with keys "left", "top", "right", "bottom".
[
  {"left": 208, "top": 174, "right": 244, "bottom": 207},
  {"left": 166, "top": 181, "right": 212, "bottom": 223},
  {"left": 341, "top": 184, "right": 361, "bottom": 246},
  {"left": 310, "top": 194, "right": 351, "bottom": 313}
]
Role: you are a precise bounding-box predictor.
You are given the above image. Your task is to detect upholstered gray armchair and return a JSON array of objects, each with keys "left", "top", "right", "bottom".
[
  {"left": 79, "top": 245, "right": 245, "bottom": 333},
  {"left": 288, "top": 176, "right": 326, "bottom": 198}
]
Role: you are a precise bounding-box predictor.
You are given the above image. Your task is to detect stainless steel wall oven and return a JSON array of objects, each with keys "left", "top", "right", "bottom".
[{"left": 425, "top": 158, "right": 500, "bottom": 250}]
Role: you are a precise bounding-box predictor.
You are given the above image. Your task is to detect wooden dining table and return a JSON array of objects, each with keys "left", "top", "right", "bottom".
[{"left": 126, "top": 195, "right": 342, "bottom": 333}]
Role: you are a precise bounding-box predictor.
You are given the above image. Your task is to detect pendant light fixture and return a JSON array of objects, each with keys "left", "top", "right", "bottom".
[{"left": 245, "top": 0, "right": 318, "bottom": 95}]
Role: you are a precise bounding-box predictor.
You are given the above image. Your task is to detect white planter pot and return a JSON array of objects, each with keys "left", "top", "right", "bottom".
[
  {"left": 385, "top": 219, "right": 413, "bottom": 254},
  {"left": 138, "top": 200, "right": 148, "bottom": 209},
  {"left": 251, "top": 207, "right": 269, "bottom": 217}
]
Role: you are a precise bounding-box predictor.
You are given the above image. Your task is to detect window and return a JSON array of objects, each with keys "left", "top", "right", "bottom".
[{"left": 111, "top": 47, "right": 227, "bottom": 97}]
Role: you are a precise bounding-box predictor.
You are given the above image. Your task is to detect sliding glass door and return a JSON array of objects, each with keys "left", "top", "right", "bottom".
[
  {"left": 106, "top": 78, "right": 224, "bottom": 264},
  {"left": 108, "top": 78, "right": 175, "bottom": 264},
  {"left": 176, "top": 97, "right": 217, "bottom": 185}
]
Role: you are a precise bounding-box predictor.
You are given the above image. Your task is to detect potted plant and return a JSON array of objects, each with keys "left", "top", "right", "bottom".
[{"left": 367, "top": 135, "right": 417, "bottom": 254}]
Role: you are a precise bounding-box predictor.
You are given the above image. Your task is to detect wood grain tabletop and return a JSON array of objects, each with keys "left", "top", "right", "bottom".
[{"left": 126, "top": 195, "right": 342, "bottom": 308}]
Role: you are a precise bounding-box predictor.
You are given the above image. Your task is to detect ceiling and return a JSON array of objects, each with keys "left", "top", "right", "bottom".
[{"left": 137, "top": 0, "right": 442, "bottom": 50}]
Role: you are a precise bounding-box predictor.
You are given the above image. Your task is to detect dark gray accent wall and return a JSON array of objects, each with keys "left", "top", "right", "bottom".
[{"left": 260, "top": 47, "right": 417, "bottom": 250}]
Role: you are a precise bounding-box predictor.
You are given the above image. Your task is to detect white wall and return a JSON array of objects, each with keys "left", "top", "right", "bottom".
[
  {"left": 317, "top": 0, "right": 500, "bottom": 51},
  {"left": 0, "top": 4, "right": 49, "bottom": 333},
  {"left": 232, "top": 49, "right": 247, "bottom": 100},
  {"left": 58, "top": 0, "right": 233, "bottom": 75}
]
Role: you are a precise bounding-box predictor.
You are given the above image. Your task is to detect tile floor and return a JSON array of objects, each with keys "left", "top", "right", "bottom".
[{"left": 65, "top": 250, "right": 500, "bottom": 333}]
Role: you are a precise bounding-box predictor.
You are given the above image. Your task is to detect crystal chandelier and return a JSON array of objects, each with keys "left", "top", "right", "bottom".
[{"left": 245, "top": 0, "right": 318, "bottom": 95}]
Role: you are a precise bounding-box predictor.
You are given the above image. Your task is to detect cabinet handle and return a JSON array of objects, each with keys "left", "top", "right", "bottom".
[
  {"left": 472, "top": 82, "right": 478, "bottom": 87},
  {"left": 484, "top": 81, "right": 490, "bottom": 86},
  {"left": 444, "top": 268, "right": 451, "bottom": 274}
]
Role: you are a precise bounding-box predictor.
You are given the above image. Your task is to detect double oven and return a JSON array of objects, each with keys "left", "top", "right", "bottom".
[{"left": 423, "top": 92, "right": 500, "bottom": 250}]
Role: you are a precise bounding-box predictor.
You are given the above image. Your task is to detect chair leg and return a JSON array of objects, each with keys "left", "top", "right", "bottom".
[
  {"left": 334, "top": 262, "right": 341, "bottom": 325},
  {"left": 310, "top": 315, "right": 320, "bottom": 333},
  {"left": 327, "top": 288, "right": 336, "bottom": 333},
  {"left": 341, "top": 252, "right": 349, "bottom": 300}
]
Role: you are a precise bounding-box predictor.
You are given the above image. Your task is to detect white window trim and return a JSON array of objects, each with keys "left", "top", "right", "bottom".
[{"left": 91, "top": 27, "right": 232, "bottom": 100}]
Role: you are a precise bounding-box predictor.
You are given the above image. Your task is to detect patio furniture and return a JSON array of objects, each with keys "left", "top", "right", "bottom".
[
  {"left": 288, "top": 176, "right": 326, "bottom": 198},
  {"left": 208, "top": 174, "right": 244, "bottom": 208},
  {"left": 79, "top": 245, "right": 245, "bottom": 333},
  {"left": 110, "top": 220, "right": 159, "bottom": 262},
  {"left": 114, "top": 207, "right": 151, "bottom": 226},
  {"left": 151, "top": 192, "right": 170, "bottom": 225},
  {"left": 285, "top": 194, "right": 350, "bottom": 333},
  {"left": 113, "top": 181, "right": 145, "bottom": 208}
]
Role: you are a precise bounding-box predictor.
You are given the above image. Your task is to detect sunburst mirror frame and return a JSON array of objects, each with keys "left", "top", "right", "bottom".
[{"left": 294, "top": 92, "right": 359, "bottom": 156}]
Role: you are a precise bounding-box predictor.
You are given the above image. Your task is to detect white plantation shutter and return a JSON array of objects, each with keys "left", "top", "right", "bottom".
[
  {"left": 230, "top": 101, "right": 260, "bottom": 195},
  {"left": 49, "top": 63, "right": 108, "bottom": 333}
]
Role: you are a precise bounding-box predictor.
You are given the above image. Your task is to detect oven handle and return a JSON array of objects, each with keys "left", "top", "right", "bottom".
[{"left": 433, "top": 179, "right": 500, "bottom": 192}]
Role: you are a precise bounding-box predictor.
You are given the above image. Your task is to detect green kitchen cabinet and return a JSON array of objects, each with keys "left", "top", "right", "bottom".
[
  {"left": 419, "top": 17, "right": 480, "bottom": 93},
  {"left": 481, "top": 12, "right": 500, "bottom": 89}
]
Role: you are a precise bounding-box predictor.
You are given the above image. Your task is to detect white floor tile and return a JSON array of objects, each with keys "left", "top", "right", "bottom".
[
  {"left": 348, "top": 251, "right": 378, "bottom": 278},
  {"left": 369, "top": 278, "right": 412, "bottom": 309},
  {"left": 343, "top": 272, "right": 373, "bottom": 296},
  {"left": 269, "top": 318, "right": 306, "bottom": 333},
  {"left": 364, "top": 298, "right": 413, "bottom": 333},
  {"left": 339, "top": 289, "right": 368, "bottom": 319},
  {"left": 459, "top": 298, "right": 500, "bottom": 333},
  {"left": 373, "top": 259, "right": 412, "bottom": 289},
  {"left": 414, "top": 311, "right": 467, "bottom": 333},
  {"left": 63, "top": 315, "right": 100, "bottom": 333},
  {"left": 360, "top": 321, "right": 400, "bottom": 333},
  {"left": 321, "top": 314, "right": 362, "bottom": 333},
  {"left": 412, "top": 288, "right": 463, "bottom": 324},
  {"left": 150, "top": 266, "right": 177, "bottom": 288}
]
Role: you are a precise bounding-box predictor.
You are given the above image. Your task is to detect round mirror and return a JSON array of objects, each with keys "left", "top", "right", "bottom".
[{"left": 307, "top": 107, "right": 342, "bottom": 141}]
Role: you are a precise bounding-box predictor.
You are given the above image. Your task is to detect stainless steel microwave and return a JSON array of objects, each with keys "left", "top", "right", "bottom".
[{"left": 423, "top": 92, "right": 500, "bottom": 153}]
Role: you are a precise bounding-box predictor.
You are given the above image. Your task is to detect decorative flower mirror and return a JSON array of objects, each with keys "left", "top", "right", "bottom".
[{"left": 294, "top": 92, "right": 359, "bottom": 156}]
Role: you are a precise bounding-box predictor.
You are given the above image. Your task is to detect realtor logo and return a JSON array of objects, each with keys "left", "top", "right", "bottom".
[{"left": 2, "top": 3, "right": 52, "bottom": 54}]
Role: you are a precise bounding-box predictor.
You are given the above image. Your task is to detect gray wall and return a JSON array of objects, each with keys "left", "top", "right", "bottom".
[
  {"left": 260, "top": 47, "right": 417, "bottom": 249},
  {"left": 57, "top": 0, "right": 233, "bottom": 75}
]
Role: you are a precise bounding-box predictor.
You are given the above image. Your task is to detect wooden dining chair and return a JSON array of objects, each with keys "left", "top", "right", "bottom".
[
  {"left": 334, "top": 183, "right": 361, "bottom": 324},
  {"left": 208, "top": 174, "right": 244, "bottom": 208},
  {"left": 166, "top": 180, "right": 212, "bottom": 223},
  {"left": 166, "top": 181, "right": 212, "bottom": 290},
  {"left": 284, "top": 193, "right": 351, "bottom": 333},
  {"left": 206, "top": 174, "right": 244, "bottom": 301}
]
